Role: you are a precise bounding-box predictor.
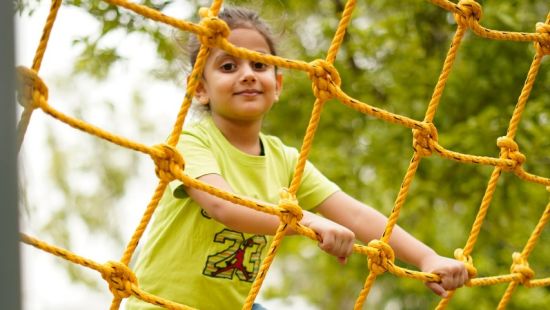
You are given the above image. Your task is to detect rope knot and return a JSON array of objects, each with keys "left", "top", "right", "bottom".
[
  {"left": 198, "top": 8, "right": 231, "bottom": 48},
  {"left": 367, "top": 240, "right": 395, "bottom": 275},
  {"left": 150, "top": 144, "right": 185, "bottom": 181},
  {"left": 496, "top": 137, "right": 526, "bottom": 171},
  {"left": 308, "top": 59, "right": 341, "bottom": 101},
  {"left": 278, "top": 188, "right": 303, "bottom": 226},
  {"left": 535, "top": 22, "right": 550, "bottom": 55},
  {"left": 412, "top": 123, "right": 438, "bottom": 157},
  {"left": 16, "top": 66, "right": 48, "bottom": 110},
  {"left": 454, "top": 248, "right": 478, "bottom": 278},
  {"left": 510, "top": 252, "right": 534, "bottom": 285},
  {"left": 101, "top": 261, "right": 138, "bottom": 299},
  {"left": 455, "top": 0, "right": 483, "bottom": 26}
]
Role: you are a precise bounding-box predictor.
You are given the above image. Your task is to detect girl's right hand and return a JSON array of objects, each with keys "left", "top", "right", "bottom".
[
  {"left": 301, "top": 211, "right": 355, "bottom": 264},
  {"left": 420, "top": 253, "right": 469, "bottom": 297}
]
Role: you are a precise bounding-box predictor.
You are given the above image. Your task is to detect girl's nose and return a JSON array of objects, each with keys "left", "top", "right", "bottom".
[{"left": 240, "top": 65, "right": 256, "bottom": 83}]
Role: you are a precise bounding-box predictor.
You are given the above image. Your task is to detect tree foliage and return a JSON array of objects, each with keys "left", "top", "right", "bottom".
[{"left": 18, "top": 0, "right": 549, "bottom": 309}]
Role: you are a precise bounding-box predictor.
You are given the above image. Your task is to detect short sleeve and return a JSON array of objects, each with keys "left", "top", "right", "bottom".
[
  {"left": 296, "top": 160, "right": 340, "bottom": 210},
  {"left": 279, "top": 144, "right": 340, "bottom": 210},
  {"left": 168, "top": 129, "right": 221, "bottom": 194}
]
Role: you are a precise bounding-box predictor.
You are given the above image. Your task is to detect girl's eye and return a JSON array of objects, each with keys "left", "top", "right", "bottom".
[
  {"left": 252, "top": 62, "right": 268, "bottom": 70},
  {"left": 220, "top": 63, "right": 236, "bottom": 72}
]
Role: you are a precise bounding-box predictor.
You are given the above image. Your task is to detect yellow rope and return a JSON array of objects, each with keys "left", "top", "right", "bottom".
[
  {"left": 16, "top": 0, "right": 550, "bottom": 309},
  {"left": 20, "top": 234, "right": 195, "bottom": 309},
  {"left": 16, "top": 0, "right": 62, "bottom": 152},
  {"left": 244, "top": 190, "right": 302, "bottom": 310}
]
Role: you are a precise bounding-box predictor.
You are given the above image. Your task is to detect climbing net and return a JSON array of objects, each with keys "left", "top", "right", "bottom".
[{"left": 17, "top": 0, "right": 550, "bottom": 309}]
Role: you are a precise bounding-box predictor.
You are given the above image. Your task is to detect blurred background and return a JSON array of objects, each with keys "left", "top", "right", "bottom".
[{"left": 15, "top": 0, "right": 550, "bottom": 309}]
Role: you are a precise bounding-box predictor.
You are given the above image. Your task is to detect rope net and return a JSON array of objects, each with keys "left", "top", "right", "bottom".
[{"left": 16, "top": 0, "right": 550, "bottom": 309}]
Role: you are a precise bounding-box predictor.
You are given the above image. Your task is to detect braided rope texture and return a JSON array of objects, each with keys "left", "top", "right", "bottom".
[{"left": 16, "top": 0, "right": 550, "bottom": 309}]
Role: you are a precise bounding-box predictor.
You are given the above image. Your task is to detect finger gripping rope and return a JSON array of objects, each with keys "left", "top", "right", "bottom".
[
  {"left": 455, "top": 0, "right": 482, "bottom": 26},
  {"left": 100, "top": 261, "right": 138, "bottom": 299},
  {"left": 308, "top": 59, "right": 342, "bottom": 101},
  {"left": 510, "top": 252, "right": 535, "bottom": 285},
  {"left": 412, "top": 123, "right": 438, "bottom": 157},
  {"left": 454, "top": 248, "right": 478, "bottom": 278},
  {"left": 278, "top": 188, "right": 303, "bottom": 227},
  {"left": 535, "top": 22, "right": 550, "bottom": 55},
  {"left": 367, "top": 240, "right": 395, "bottom": 275},
  {"left": 496, "top": 137, "right": 526, "bottom": 171},
  {"left": 198, "top": 8, "right": 230, "bottom": 48},
  {"left": 150, "top": 144, "right": 185, "bottom": 181},
  {"left": 16, "top": 66, "right": 48, "bottom": 110}
]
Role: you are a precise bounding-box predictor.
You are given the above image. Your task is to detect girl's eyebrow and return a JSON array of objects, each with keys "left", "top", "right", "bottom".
[
  {"left": 212, "top": 52, "right": 234, "bottom": 63},
  {"left": 212, "top": 49, "right": 271, "bottom": 63}
]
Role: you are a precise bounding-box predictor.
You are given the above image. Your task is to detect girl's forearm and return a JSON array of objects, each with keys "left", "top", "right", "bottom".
[
  {"left": 351, "top": 204, "right": 438, "bottom": 267},
  {"left": 318, "top": 192, "right": 438, "bottom": 268},
  {"left": 188, "top": 174, "right": 317, "bottom": 235},
  {"left": 215, "top": 201, "right": 282, "bottom": 235},
  {"left": 218, "top": 202, "right": 324, "bottom": 237},
  {"left": 383, "top": 224, "right": 438, "bottom": 268}
]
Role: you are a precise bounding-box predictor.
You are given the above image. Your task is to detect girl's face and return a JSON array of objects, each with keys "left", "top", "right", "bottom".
[{"left": 195, "top": 28, "right": 282, "bottom": 123}]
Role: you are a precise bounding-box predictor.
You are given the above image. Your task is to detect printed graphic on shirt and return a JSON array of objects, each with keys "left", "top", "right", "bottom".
[
  {"left": 203, "top": 229, "right": 267, "bottom": 282},
  {"left": 200, "top": 208, "right": 212, "bottom": 219}
]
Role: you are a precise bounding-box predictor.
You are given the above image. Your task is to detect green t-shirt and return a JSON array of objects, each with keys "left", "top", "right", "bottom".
[{"left": 126, "top": 116, "right": 339, "bottom": 310}]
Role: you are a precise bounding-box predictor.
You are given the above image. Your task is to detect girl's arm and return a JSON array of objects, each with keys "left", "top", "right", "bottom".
[
  {"left": 316, "top": 191, "right": 469, "bottom": 297},
  {"left": 186, "top": 174, "right": 280, "bottom": 234},
  {"left": 187, "top": 174, "right": 467, "bottom": 295},
  {"left": 185, "top": 173, "right": 355, "bottom": 259}
]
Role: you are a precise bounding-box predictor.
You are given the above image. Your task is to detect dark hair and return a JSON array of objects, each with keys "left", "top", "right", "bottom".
[{"left": 188, "top": 6, "right": 278, "bottom": 68}]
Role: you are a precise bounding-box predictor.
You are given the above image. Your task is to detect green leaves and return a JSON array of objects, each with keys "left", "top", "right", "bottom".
[
  {"left": 73, "top": 36, "right": 123, "bottom": 79},
  {"left": 262, "top": 1, "right": 550, "bottom": 308}
]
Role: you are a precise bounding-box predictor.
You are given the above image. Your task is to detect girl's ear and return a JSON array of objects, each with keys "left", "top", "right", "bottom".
[
  {"left": 188, "top": 75, "right": 210, "bottom": 105},
  {"left": 274, "top": 72, "right": 283, "bottom": 101}
]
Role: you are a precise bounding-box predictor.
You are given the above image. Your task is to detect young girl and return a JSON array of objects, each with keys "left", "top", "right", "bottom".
[{"left": 126, "top": 6, "right": 468, "bottom": 309}]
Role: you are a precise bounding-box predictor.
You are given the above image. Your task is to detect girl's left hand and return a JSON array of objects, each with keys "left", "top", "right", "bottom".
[{"left": 420, "top": 254, "right": 469, "bottom": 297}]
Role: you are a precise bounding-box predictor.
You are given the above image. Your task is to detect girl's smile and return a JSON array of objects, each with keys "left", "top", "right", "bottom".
[{"left": 234, "top": 89, "right": 262, "bottom": 96}]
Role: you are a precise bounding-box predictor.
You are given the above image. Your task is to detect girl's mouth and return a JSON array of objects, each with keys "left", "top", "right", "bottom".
[{"left": 234, "top": 90, "right": 262, "bottom": 96}]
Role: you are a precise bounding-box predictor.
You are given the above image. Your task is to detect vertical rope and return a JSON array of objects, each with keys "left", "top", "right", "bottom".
[
  {"left": 166, "top": 0, "right": 224, "bottom": 146},
  {"left": 326, "top": 0, "right": 357, "bottom": 63},
  {"left": 166, "top": 45, "right": 210, "bottom": 147},
  {"left": 434, "top": 290, "right": 456, "bottom": 310},
  {"left": 506, "top": 50, "right": 543, "bottom": 140},
  {"left": 381, "top": 154, "right": 421, "bottom": 241},
  {"left": 423, "top": 24, "right": 467, "bottom": 123},
  {"left": 521, "top": 201, "right": 550, "bottom": 259},
  {"left": 110, "top": 297, "right": 122, "bottom": 310},
  {"left": 243, "top": 223, "right": 289, "bottom": 310},
  {"left": 31, "top": 0, "right": 62, "bottom": 72},
  {"left": 354, "top": 272, "right": 378, "bottom": 309},
  {"left": 119, "top": 180, "right": 168, "bottom": 265},
  {"left": 17, "top": 0, "right": 63, "bottom": 152},
  {"left": 497, "top": 281, "right": 520, "bottom": 310},
  {"left": 497, "top": 199, "right": 550, "bottom": 309},
  {"left": 16, "top": 106, "right": 35, "bottom": 153},
  {"left": 289, "top": 0, "right": 356, "bottom": 194},
  {"left": 289, "top": 99, "right": 325, "bottom": 194}
]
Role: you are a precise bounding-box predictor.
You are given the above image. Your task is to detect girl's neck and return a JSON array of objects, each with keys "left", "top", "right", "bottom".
[{"left": 211, "top": 114, "right": 263, "bottom": 156}]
